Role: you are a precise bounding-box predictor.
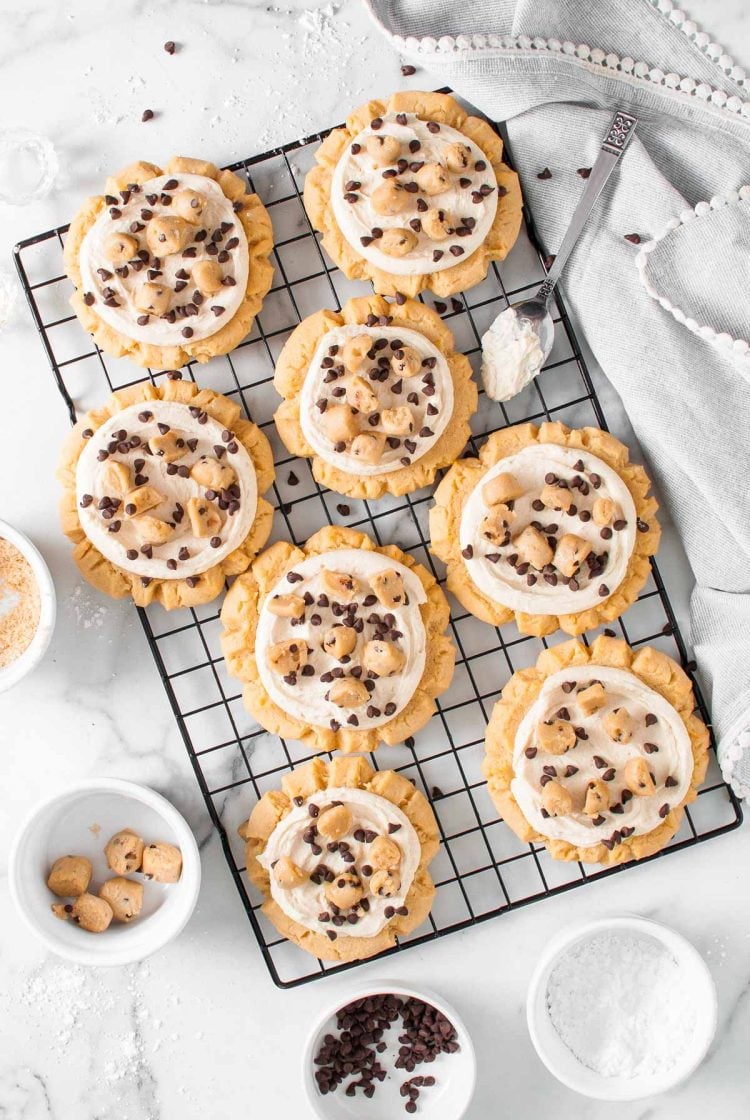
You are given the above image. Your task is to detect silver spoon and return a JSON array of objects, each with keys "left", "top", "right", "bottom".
[{"left": 483, "top": 109, "right": 638, "bottom": 398}]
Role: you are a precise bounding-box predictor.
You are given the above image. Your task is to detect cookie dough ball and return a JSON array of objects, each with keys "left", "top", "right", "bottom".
[
  {"left": 142, "top": 841, "right": 183, "bottom": 883},
  {"left": 146, "top": 214, "right": 192, "bottom": 256},
  {"left": 421, "top": 208, "right": 452, "bottom": 242},
  {"left": 99, "top": 877, "right": 144, "bottom": 923},
  {"left": 71, "top": 892, "right": 114, "bottom": 933},
  {"left": 47, "top": 855, "right": 93, "bottom": 898},
  {"left": 325, "top": 871, "right": 363, "bottom": 910},
  {"left": 105, "top": 829, "right": 145, "bottom": 875},
  {"left": 371, "top": 182, "right": 410, "bottom": 216},
  {"left": 192, "top": 259, "right": 224, "bottom": 295},
  {"left": 380, "top": 227, "right": 418, "bottom": 258}
]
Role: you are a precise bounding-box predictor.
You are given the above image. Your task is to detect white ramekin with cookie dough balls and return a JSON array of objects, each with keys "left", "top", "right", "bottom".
[{"left": 9, "top": 779, "right": 201, "bottom": 965}]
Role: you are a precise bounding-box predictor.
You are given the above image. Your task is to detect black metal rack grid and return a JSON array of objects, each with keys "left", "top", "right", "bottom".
[{"left": 15, "top": 103, "right": 742, "bottom": 988}]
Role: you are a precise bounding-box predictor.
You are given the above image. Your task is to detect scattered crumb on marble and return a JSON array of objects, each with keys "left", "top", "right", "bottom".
[
  {"left": 70, "top": 585, "right": 108, "bottom": 629},
  {"left": 89, "top": 821, "right": 102, "bottom": 837},
  {"left": 22, "top": 964, "right": 116, "bottom": 1053}
]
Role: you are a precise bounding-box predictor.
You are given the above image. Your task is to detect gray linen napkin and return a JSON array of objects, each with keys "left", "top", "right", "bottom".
[{"left": 365, "top": 0, "right": 750, "bottom": 794}]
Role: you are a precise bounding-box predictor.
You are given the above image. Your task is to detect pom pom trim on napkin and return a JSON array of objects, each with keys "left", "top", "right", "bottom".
[
  {"left": 388, "top": 34, "right": 750, "bottom": 122},
  {"left": 635, "top": 187, "right": 750, "bottom": 364},
  {"left": 719, "top": 716, "right": 750, "bottom": 800},
  {"left": 645, "top": 0, "right": 748, "bottom": 92}
]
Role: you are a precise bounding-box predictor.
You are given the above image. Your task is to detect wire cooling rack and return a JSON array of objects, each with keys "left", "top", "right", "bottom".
[{"left": 15, "top": 100, "right": 742, "bottom": 988}]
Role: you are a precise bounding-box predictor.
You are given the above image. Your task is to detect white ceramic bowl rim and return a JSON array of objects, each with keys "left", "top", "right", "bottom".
[
  {"left": 302, "top": 978, "right": 477, "bottom": 1120},
  {"left": 0, "top": 517, "right": 56, "bottom": 693},
  {"left": 526, "top": 914, "right": 718, "bottom": 1102},
  {"left": 9, "top": 777, "right": 202, "bottom": 966}
]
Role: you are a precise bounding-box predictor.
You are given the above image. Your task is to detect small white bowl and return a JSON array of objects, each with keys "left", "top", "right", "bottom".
[
  {"left": 0, "top": 518, "right": 56, "bottom": 693},
  {"left": 302, "top": 979, "right": 476, "bottom": 1120},
  {"left": 526, "top": 915, "right": 717, "bottom": 1101},
  {"left": 9, "top": 778, "right": 201, "bottom": 966}
]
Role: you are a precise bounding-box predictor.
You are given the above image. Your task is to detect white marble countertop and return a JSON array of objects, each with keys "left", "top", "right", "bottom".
[{"left": 1, "top": 2, "right": 748, "bottom": 1117}]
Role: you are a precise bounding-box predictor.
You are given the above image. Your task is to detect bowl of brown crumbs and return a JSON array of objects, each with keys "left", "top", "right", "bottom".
[
  {"left": 0, "top": 519, "right": 56, "bottom": 692},
  {"left": 303, "top": 982, "right": 476, "bottom": 1119}
]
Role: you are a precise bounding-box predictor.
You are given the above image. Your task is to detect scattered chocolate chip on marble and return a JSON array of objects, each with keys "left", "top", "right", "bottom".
[
  {"left": 164, "top": 40, "right": 177, "bottom": 54},
  {"left": 537, "top": 167, "right": 552, "bottom": 179},
  {"left": 624, "top": 233, "right": 642, "bottom": 244},
  {"left": 141, "top": 109, "right": 154, "bottom": 122},
  {"left": 576, "top": 167, "right": 591, "bottom": 178}
]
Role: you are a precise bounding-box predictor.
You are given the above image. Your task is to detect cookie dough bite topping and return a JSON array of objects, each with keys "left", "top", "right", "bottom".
[
  {"left": 255, "top": 550, "right": 427, "bottom": 730},
  {"left": 79, "top": 173, "right": 249, "bottom": 346},
  {"left": 511, "top": 665, "right": 694, "bottom": 849},
  {"left": 331, "top": 112, "right": 499, "bottom": 275},
  {"left": 299, "top": 323, "right": 454, "bottom": 477},
  {"left": 75, "top": 399, "right": 258, "bottom": 581},
  {"left": 258, "top": 787, "right": 420, "bottom": 938},
  {"left": 459, "top": 444, "right": 637, "bottom": 614}
]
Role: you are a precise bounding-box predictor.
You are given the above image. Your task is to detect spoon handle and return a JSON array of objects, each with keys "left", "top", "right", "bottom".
[{"left": 534, "top": 109, "right": 638, "bottom": 305}]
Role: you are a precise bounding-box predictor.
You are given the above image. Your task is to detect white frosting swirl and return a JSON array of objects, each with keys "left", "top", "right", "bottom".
[
  {"left": 299, "top": 324, "right": 453, "bottom": 477},
  {"left": 258, "top": 787, "right": 420, "bottom": 938},
  {"left": 75, "top": 400, "right": 257, "bottom": 580},
  {"left": 331, "top": 112, "right": 498, "bottom": 275},
  {"left": 481, "top": 307, "right": 545, "bottom": 402},
  {"left": 255, "top": 550, "right": 427, "bottom": 730},
  {"left": 460, "top": 443, "right": 637, "bottom": 614},
  {"left": 511, "top": 665, "right": 694, "bottom": 847},
  {"left": 79, "top": 173, "right": 248, "bottom": 346}
]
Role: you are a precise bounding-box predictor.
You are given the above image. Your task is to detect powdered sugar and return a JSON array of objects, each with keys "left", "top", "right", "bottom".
[
  {"left": 546, "top": 930, "right": 698, "bottom": 1078},
  {"left": 69, "top": 584, "right": 108, "bottom": 630}
]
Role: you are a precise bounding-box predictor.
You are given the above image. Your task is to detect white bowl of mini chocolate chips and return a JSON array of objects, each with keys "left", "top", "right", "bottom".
[
  {"left": 0, "top": 518, "right": 56, "bottom": 692},
  {"left": 303, "top": 982, "right": 476, "bottom": 1119},
  {"left": 526, "top": 915, "right": 718, "bottom": 1100},
  {"left": 9, "top": 778, "right": 201, "bottom": 965}
]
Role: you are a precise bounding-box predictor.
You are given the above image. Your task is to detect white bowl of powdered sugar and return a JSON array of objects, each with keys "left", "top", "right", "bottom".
[{"left": 526, "top": 915, "right": 717, "bottom": 1101}]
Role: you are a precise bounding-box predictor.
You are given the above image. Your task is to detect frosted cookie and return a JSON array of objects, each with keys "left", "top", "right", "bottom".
[
  {"left": 429, "top": 421, "right": 660, "bottom": 637},
  {"left": 64, "top": 156, "right": 274, "bottom": 368},
  {"left": 304, "top": 90, "right": 522, "bottom": 298},
  {"left": 273, "top": 294, "right": 476, "bottom": 498},
  {"left": 57, "top": 378, "right": 275, "bottom": 609},
  {"left": 240, "top": 755, "right": 439, "bottom": 962},
  {"left": 220, "top": 526, "right": 455, "bottom": 753},
  {"left": 483, "top": 636, "right": 710, "bottom": 865}
]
